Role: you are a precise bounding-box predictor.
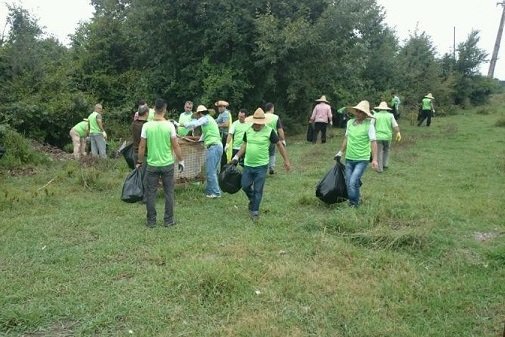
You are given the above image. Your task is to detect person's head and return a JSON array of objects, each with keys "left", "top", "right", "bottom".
[
  {"left": 238, "top": 109, "right": 248, "bottom": 123},
  {"left": 264, "top": 102, "right": 274, "bottom": 113},
  {"left": 95, "top": 104, "right": 103, "bottom": 113},
  {"left": 215, "top": 100, "right": 229, "bottom": 113},
  {"left": 374, "top": 101, "right": 391, "bottom": 112},
  {"left": 350, "top": 100, "right": 373, "bottom": 121},
  {"left": 154, "top": 98, "right": 167, "bottom": 114},
  {"left": 195, "top": 104, "right": 209, "bottom": 117},
  {"left": 315, "top": 95, "right": 329, "bottom": 105},
  {"left": 137, "top": 99, "right": 146, "bottom": 106},
  {"left": 246, "top": 108, "right": 269, "bottom": 131},
  {"left": 138, "top": 104, "right": 149, "bottom": 118},
  {"left": 391, "top": 91, "right": 396, "bottom": 96},
  {"left": 184, "top": 101, "right": 193, "bottom": 112}
]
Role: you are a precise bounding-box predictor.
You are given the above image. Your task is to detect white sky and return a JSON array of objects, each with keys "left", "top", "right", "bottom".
[{"left": 1, "top": 0, "right": 505, "bottom": 79}]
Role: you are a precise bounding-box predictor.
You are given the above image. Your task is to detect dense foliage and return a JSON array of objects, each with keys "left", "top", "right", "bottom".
[{"left": 0, "top": 0, "right": 501, "bottom": 147}]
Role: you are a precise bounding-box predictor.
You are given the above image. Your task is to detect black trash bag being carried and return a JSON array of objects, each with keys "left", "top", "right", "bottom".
[
  {"left": 316, "top": 161, "right": 348, "bottom": 204},
  {"left": 0, "top": 145, "right": 5, "bottom": 159},
  {"left": 219, "top": 164, "right": 242, "bottom": 194},
  {"left": 306, "top": 123, "right": 314, "bottom": 142},
  {"left": 121, "top": 168, "right": 144, "bottom": 203},
  {"left": 120, "top": 143, "right": 135, "bottom": 170}
]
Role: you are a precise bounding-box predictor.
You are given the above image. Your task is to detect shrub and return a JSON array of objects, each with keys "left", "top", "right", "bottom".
[
  {"left": 0, "top": 125, "right": 49, "bottom": 169},
  {"left": 495, "top": 117, "right": 505, "bottom": 127}
]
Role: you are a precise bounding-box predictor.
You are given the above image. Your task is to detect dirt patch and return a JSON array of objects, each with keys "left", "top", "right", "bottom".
[
  {"left": 31, "top": 141, "right": 73, "bottom": 161},
  {"left": 474, "top": 231, "right": 503, "bottom": 242}
]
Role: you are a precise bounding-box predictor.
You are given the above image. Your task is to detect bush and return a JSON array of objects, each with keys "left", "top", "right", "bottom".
[
  {"left": 0, "top": 125, "right": 49, "bottom": 169},
  {"left": 495, "top": 117, "right": 505, "bottom": 127}
]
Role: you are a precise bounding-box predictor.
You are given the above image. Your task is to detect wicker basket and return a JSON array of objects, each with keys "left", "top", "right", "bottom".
[{"left": 175, "top": 138, "right": 206, "bottom": 183}]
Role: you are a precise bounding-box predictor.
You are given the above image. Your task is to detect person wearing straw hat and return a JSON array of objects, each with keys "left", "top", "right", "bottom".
[
  {"left": 69, "top": 118, "right": 89, "bottom": 159},
  {"left": 182, "top": 104, "right": 223, "bottom": 198},
  {"left": 310, "top": 95, "right": 333, "bottom": 144},
  {"left": 373, "top": 101, "right": 401, "bottom": 173},
  {"left": 231, "top": 108, "right": 291, "bottom": 222},
  {"left": 418, "top": 93, "right": 435, "bottom": 127},
  {"left": 215, "top": 100, "right": 232, "bottom": 168},
  {"left": 264, "top": 102, "right": 286, "bottom": 175},
  {"left": 334, "top": 100, "right": 378, "bottom": 207}
]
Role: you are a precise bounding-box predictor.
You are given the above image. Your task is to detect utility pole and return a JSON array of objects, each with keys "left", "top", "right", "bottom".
[{"left": 488, "top": 2, "right": 505, "bottom": 78}]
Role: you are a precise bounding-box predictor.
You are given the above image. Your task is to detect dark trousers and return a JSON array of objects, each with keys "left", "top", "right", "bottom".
[
  {"left": 418, "top": 110, "right": 432, "bottom": 126},
  {"left": 313, "top": 122, "right": 328, "bottom": 143},
  {"left": 220, "top": 133, "right": 228, "bottom": 169},
  {"left": 241, "top": 165, "right": 268, "bottom": 215},
  {"left": 145, "top": 164, "right": 175, "bottom": 225}
]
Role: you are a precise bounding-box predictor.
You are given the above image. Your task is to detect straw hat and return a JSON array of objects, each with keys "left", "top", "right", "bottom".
[
  {"left": 374, "top": 101, "right": 392, "bottom": 111},
  {"left": 214, "top": 100, "right": 229, "bottom": 107},
  {"left": 196, "top": 105, "right": 208, "bottom": 113},
  {"left": 315, "top": 95, "right": 329, "bottom": 103},
  {"left": 349, "top": 100, "right": 374, "bottom": 118},
  {"left": 424, "top": 93, "right": 435, "bottom": 99},
  {"left": 245, "top": 108, "right": 271, "bottom": 125}
]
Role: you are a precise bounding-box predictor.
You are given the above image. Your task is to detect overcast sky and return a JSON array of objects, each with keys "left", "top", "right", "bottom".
[{"left": 1, "top": 0, "right": 505, "bottom": 79}]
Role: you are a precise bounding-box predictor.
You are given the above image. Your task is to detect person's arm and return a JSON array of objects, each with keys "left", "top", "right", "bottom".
[
  {"left": 183, "top": 116, "right": 207, "bottom": 129},
  {"left": 225, "top": 133, "right": 233, "bottom": 150},
  {"left": 172, "top": 138, "right": 183, "bottom": 163},
  {"left": 276, "top": 141, "right": 290, "bottom": 171},
  {"left": 218, "top": 114, "right": 229, "bottom": 128},
  {"left": 309, "top": 106, "right": 317, "bottom": 123},
  {"left": 276, "top": 118, "right": 286, "bottom": 146},
  {"left": 232, "top": 142, "right": 247, "bottom": 162},
  {"left": 136, "top": 138, "right": 146, "bottom": 168},
  {"left": 328, "top": 107, "right": 333, "bottom": 125},
  {"left": 97, "top": 114, "right": 105, "bottom": 132},
  {"left": 368, "top": 123, "right": 378, "bottom": 170}
]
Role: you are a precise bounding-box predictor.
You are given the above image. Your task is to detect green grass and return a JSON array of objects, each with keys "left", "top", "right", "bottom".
[{"left": 1, "top": 101, "right": 504, "bottom": 336}]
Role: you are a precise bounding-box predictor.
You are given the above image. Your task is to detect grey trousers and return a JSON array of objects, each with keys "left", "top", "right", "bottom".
[
  {"left": 145, "top": 164, "right": 175, "bottom": 225},
  {"left": 90, "top": 133, "right": 107, "bottom": 158},
  {"left": 377, "top": 140, "right": 391, "bottom": 172}
]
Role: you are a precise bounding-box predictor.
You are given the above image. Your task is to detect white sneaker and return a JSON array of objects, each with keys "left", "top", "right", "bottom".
[{"left": 205, "top": 194, "right": 221, "bottom": 198}]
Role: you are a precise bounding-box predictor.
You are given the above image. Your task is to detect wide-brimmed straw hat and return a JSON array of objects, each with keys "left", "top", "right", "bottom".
[
  {"left": 374, "top": 101, "right": 392, "bottom": 111},
  {"left": 245, "top": 108, "right": 271, "bottom": 125},
  {"left": 214, "top": 100, "right": 229, "bottom": 107},
  {"left": 424, "top": 93, "right": 435, "bottom": 99},
  {"left": 315, "top": 95, "right": 329, "bottom": 103},
  {"left": 196, "top": 105, "right": 208, "bottom": 113},
  {"left": 349, "top": 100, "right": 374, "bottom": 118}
]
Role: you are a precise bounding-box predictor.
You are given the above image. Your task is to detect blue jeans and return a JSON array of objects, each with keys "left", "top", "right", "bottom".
[
  {"left": 145, "top": 164, "right": 174, "bottom": 225},
  {"left": 344, "top": 160, "right": 369, "bottom": 206},
  {"left": 205, "top": 144, "right": 223, "bottom": 196},
  {"left": 241, "top": 165, "right": 268, "bottom": 214}
]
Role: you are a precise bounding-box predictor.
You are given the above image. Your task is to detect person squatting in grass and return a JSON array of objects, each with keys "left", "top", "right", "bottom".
[
  {"left": 136, "top": 98, "right": 185, "bottom": 228},
  {"left": 373, "top": 101, "right": 401, "bottom": 173},
  {"left": 310, "top": 95, "right": 333, "bottom": 144},
  {"left": 69, "top": 118, "right": 89, "bottom": 159},
  {"left": 225, "top": 108, "right": 251, "bottom": 167},
  {"left": 230, "top": 108, "right": 291, "bottom": 222},
  {"left": 335, "top": 100, "right": 378, "bottom": 207},
  {"left": 264, "top": 102, "right": 286, "bottom": 175},
  {"left": 87, "top": 103, "right": 107, "bottom": 158},
  {"left": 181, "top": 104, "right": 223, "bottom": 198}
]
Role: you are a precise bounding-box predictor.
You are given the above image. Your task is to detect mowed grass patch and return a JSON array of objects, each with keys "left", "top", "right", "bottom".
[{"left": 1, "top": 104, "right": 505, "bottom": 336}]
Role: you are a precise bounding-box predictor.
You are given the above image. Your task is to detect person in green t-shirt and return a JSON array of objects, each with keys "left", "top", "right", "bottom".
[
  {"left": 390, "top": 92, "right": 401, "bottom": 120},
  {"left": 231, "top": 108, "right": 291, "bottom": 222},
  {"left": 136, "top": 98, "right": 185, "bottom": 228},
  {"left": 225, "top": 109, "right": 251, "bottom": 166},
  {"left": 373, "top": 102, "right": 401, "bottom": 173},
  {"left": 418, "top": 93, "right": 435, "bottom": 127},
  {"left": 177, "top": 101, "right": 195, "bottom": 136},
  {"left": 264, "top": 102, "right": 286, "bottom": 175},
  {"left": 87, "top": 103, "right": 107, "bottom": 158},
  {"left": 69, "top": 118, "right": 89, "bottom": 159},
  {"left": 334, "top": 100, "right": 378, "bottom": 207}
]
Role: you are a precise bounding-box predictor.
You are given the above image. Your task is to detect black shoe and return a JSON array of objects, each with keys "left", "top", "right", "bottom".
[{"left": 269, "top": 168, "right": 275, "bottom": 175}]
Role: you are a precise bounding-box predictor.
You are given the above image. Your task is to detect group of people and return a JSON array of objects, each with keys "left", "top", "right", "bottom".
[{"left": 69, "top": 103, "right": 107, "bottom": 160}]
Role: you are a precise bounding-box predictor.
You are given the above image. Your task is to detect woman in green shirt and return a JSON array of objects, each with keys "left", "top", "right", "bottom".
[{"left": 335, "top": 100, "right": 378, "bottom": 207}]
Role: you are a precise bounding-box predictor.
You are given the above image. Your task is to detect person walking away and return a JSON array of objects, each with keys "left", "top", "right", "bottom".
[
  {"left": 418, "top": 93, "right": 435, "bottom": 127},
  {"left": 231, "top": 108, "right": 291, "bottom": 222},
  {"left": 310, "top": 95, "right": 333, "bottom": 144},
  {"left": 69, "top": 118, "right": 89, "bottom": 159},
  {"left": 390, "top": 92, "right": 401, "bottom": 120},
  {"left": 334, "top": 100, "right": 378, "bottom": 207},
  {"left": 264, "top": 102, "right": 286, "bottom": 175},
  {"left": 136, "top": 98, "right": 184, "bottom": 228},
  {"left": 181, "top": 105, "right": 223, "bottom": 198},
  {"left": 226, "top": 109, "right": 251, "bottom": 166},
  {"left": 87, "top": 103, "right": 107, "bottom": 158},
  {"left": 373, "top": 102, "right": 401, "bottom": 173},
  {"left": 177, "top": 101, "right": 195, "bottom": 136},
  {"left": 215, "top": 100, "right": 232, "bottom": 169},
  {"left": 132, "top": 104, "right": 149, "bottom": 202}
]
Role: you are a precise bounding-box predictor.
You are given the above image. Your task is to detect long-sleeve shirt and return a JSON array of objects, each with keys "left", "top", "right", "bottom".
[{"left": 310, "top": 103, "right": 332, "bottom": 124}]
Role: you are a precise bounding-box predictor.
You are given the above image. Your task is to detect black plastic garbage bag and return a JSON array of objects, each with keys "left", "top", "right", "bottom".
[
  {"left": 306, "top": 123, "right": 314, "bottom": 142},
  {"left": 316, "top": 161, "right": 348, "bottom": 204},
  {"left": 219, "top": 164, "right": 242, "bottom": 194},
  {"left": 121, "top": 168, "right": 144, "bottom": 203},
  {"left": 0, "top": 145, "right": 4, "bottom": 159},
  {"left": 120, "top": 143, "right": 135, "bottom": 169}
]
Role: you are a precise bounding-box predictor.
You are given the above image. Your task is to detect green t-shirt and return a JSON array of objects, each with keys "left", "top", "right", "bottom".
[
  {"left": 73, "top": 121, "right": 89, "bottom": 137},
  {"left": 391, "top": 96, "right": 400, "bottom": 109},
  {"left": 422, "top": 98, "right": 433, "bottom": 110},
  {"left": 142, "top": 120, "right": 176, "bottom": 167},
  {"left": 177, "top": 112, "right": 194, "bottom": 136},
  {"left": 266, "top": 113, "right": 279, "bottom": 134},
  {"left": 147, "top": 108, "right": 155, "bottom": 122},
  {"left": 229, "top": 120, "right": 251, "bottom": 150},
  {"left": 374, "top": 111, "right": 393, "bottom": 141},
  {"left": 244, "top": 125, "right": 277, "bottom": 167},
  {"left": 345, "top": 119, "right": 372, "bottom": 161},
  {"left": 88, "top": 111, "right": 102, "bottom": 134},
  {"left": 202, "top": 115, "right": 221, "bottom": 146}
]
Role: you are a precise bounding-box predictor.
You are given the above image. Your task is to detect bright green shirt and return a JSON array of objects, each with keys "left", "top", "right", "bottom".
[
  {"left": 88, "top": 111, "right": 102, "bottom": 134},
  {"left": 177, "top": 112, "right": 194, "bottom": 136},
  {"left": 391, "top": 96, "right": 400, "bottom": 109},
  {"left": 266, "top": 113, "right": 279, "bottom": 134},
  {"left": 201, "top": 115, "right": 221, "bottom": 146},
  {"left": 244, "top": 125, "right": 277, "bottom": 167},
  {"left": 229, "top": 120, "right": 251, "bottom": 150},
  {"left": 141, "top": 120, "right": 176, "bottom": 167},
  {"left": 345, "top": 119, "right": 373, "bottom": 161},
  {"left": 374, "top": 111, "right": 394, "bottom": 141},
  {"left": 422, "top": 98, "right": 433, "bottom": 110},
  {"left": 147, "top": 108, "right": 155, "bottom": 122},
  {"left": 73, "top": 121, "right": 89, "bottom": 137}
]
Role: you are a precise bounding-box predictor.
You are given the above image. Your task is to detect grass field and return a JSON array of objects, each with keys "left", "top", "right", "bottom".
[{"left": 1, "top": 100, "right": 504, "bottom": 336}]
